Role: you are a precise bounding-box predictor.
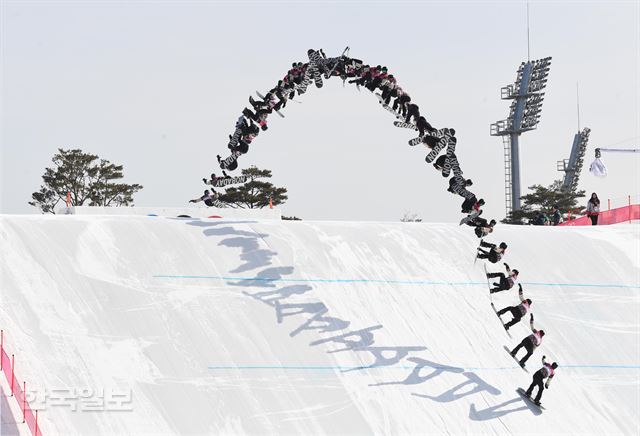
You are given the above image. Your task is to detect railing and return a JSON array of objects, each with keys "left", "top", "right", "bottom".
[
  {"left": 561, "top": 196, "right": 639, "bottom": 226},
  {"left": 1, "top": 330, "right": 42, "bottom": 436}
]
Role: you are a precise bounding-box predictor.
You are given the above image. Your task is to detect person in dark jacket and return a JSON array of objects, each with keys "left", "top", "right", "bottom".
[
  {"left": 510, "top": 314, "right": 545, "bottom": 367},
  {"left": 551, "top": 206, "right": 562, "bottom": 226},
  {"left": 487, "top": 262, "right": 519, "bottom": 293},
  {"left": 525, "top": 356, "right": 558, "bottom": 405},
  {"left": 531, "top": 211, "right": 549, "bottom": 226},
  {"left": 586, "top": 192, "right": 601, "bottom": 225},
  {"left": 496, "top": 285, "right": 531, "bottom": 330},
  {"left": 477, "top": 241, "right": 507, "bottom": 263}
]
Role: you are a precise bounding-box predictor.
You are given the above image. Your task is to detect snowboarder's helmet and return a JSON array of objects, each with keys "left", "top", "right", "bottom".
[
  {"left": 526, "top": 299, "right": 532, "bottom": 305},
  {"left": 512, "top": 269, "right": 519, "bottom": 276},
  {"left": 478, "top": 199, "right": 485, "bottom": 205},
  {"left": 466, "top": 179, "right": 473, "bottom": 186},
  {"left": 450, "top": 128, "right": 456, "bottom": 136},
  {"left": 211, "top": 173, "right": 216, "bottom": 179},
  {"left": 490, "top": 219, "right": 497, "bottom": 226},
  {"left": 204, "top": 190, "right": 210, "bottom": 195},
  {"left": 551, "top": 362, "right": 558, "bottom": 369},
  {"left": 539, "top": 330, "right": 545, "bottom": 337},
  {"left": 499, "top": 242, "right": 508, "bottom": 249}
]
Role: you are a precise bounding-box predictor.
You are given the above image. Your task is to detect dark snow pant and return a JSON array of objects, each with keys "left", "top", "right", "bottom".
[
  {"left": 461, "top": 196, "right": 476, "bottom": 213},
  {"left": 526, "top": 370, "right": 545, "bottom": 403},
  {"left": 478, "top": 249, "right": 499, "bottom": 264},
  {"left": 405, "top": 105, "right": 420, "bottom": 124},
  {"left": 416, "top": 118, "right": 434, "bottom": 138},
  {"left": 512, "top": 338, "right": 535, "bottom": 365},
  {"left": 589, "top": 215, "right": 598, "bottom": 225},
  {"left": 487, "top": 273, "right": 510, "bottom": 292},
  {"left": 498, "top": 306, "right": 523, "bottom": 329},
  {"left": 381, "top": 86, "right": 396, "bottom": 104}
]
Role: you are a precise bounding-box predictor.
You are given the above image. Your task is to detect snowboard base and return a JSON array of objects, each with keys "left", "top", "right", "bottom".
[
  {"left": 503, "top": 345, "right": 529, "bottom": 372},
  {"left": 516, "top": 388, "right": 545, "bottom": 410},
  {"left": 256, "top": 91, "right": 285, "bottom": 118}
]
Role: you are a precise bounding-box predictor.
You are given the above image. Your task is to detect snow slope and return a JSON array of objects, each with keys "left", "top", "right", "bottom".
[{"left": 1, "top": 215, "right": 639, "bottom": 435}]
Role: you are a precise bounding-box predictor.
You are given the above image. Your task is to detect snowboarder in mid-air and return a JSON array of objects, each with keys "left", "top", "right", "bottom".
[
  {"left": 467, "top": 218, "right": 496, "bottom": 238},
  {"left": 510, "top": 314, "right": 545, "bottom": 367},
  {"left": 487, "top": 262, "right": 519, "bottom": 293},
  {"left": 525, "top": 356, "right": 558, "bottom": 406},
  {"left": 203, "top": 171, "right": 230, "bottom": 186},
  {"left": 477, "top": 241, "right": 507, "bottom": 263},
  {"left": 496, "top": 284, "right": 532, "bottom": 330},
  {"left": 189, "top": 190, "right": 219, "bottom": 207}
]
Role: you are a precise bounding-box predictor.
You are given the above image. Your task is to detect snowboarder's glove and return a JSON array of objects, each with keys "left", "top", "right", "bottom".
[
  {"left": 544, "top": 382, "right": 550, "bottom": 389},
  {"left": 503, "top": 262, "right": 510, "bottom": 270},
  {"left": 202, "top": 178, "right": 208, "bottom": 184},
  {"left": 189, "top": 200, "right": 196, "bottom": 203},
  {"left": 530, "top": 314, "right": 534, "bottom": 322},
  {"left": 518, "top": 284, "right": 523, "bottom": 291}
]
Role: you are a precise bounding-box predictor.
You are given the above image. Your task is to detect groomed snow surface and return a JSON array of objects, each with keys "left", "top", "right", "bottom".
[{"left": 1, "top": 215, "right": 639, "bottom": 435}]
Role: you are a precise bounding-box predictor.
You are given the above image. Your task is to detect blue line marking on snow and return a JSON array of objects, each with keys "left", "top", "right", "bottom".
[
  {"left": 207, "top": 364, "right": 640, "bottom": 371},
  {"left": 153, "top": 275, "right": 640, "bottom": 289}
]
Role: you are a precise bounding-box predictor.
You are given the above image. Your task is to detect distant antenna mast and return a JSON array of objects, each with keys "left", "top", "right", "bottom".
[
  {"left": 576, "top": 82, "right": 581, "bottom": 131},
  {"left": 526, "top": 1, "right": 531, "bottom": 61}
]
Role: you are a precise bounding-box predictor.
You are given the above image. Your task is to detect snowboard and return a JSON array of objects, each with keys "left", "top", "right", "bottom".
[
  {"left": 460, "top": 210, "right": 481, "bottom": 226},
  {"left": 217, "top": 152, "right": 241, "bottom": 171},
  {"left": 393, "top": 121, "right": 418, "bottom": 131},
  {"left": 256, "top": 91, "right": 285, "bottom": 118},
  {"left": 503, "top": 345, "right": 529, "bottom": 372},
  {"left": 516, "top": 388, "right": 545, "bottom": 410},
  {"left": 374, "top": 93, "right": 404, "bottom": 120},
  {"left": 425, "top": 129, "right": 455, "bottom": 163},
  {"left": 409, "top": 135, "right": 440, "bottom": 148},
  {"left": 307, "top": 50, "right": 324, "bottom": 88},
  {"left": 211, "top": 199, "right": 228, "bottom": 208},
  {"left": 207, "top": 175, "right": 262, "bottom": 188},
  {"left": 227, "top": 116, "right": 247, "bottom": 148}
]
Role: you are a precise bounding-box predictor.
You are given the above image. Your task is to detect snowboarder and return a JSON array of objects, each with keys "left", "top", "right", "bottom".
[
  {"left": 416, "top": 116, "right": 435, "bottom": 138},
  {"left": 469, "top": 218, "right": 496, "bottom": 238},
  {"left": 433, "top": 155, "right": 447, "bottom": 173},
  {"left": 393, "top": 92, "right": 411, "bottom": 116},
  {"left": 448, "top": 177, "right": 472, "bottom": 194},
  {"left": 405, "top": 103, "right": 420, "bottom": 125},
  {"left": 487, "top": 262, "right": 519, "bottom": 293},
  {"left": 477, "top": 241, "right": 508, "bottom": 263},
  {"left": 189, "top": 190, "right": 219, "bottom": 207},
  {"left": 203, "top": 171, "right": 230, "bottom": 186},
  {"left": 496, "top": 284, "right": 532, "bottom": 330},
  {"left": 525, "top": 356, "right": 558, "bottom": 405},
  {"left": 510, "top": 314, "right": 545, "bottom": 367}
]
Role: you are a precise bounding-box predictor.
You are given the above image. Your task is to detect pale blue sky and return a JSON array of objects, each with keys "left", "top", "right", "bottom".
[{"left": 1, "top": 0, "right": 638, "bottom": 221}]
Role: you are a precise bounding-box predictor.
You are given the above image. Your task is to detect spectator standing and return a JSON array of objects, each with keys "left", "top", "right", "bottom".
[{"left": 586, "top": 193, "right": 601, "bottom": 225}]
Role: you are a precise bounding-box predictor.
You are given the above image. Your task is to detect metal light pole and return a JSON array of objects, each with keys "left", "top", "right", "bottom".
[
  {"left": 557, "top": 127, "right": 591, "bottom": 191},
  {"left": 490, "top": 57, "right": 551, "bottom": 216}
]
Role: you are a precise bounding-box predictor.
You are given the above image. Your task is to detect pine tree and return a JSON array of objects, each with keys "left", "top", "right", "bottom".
[
  {"left": 29, "top": 148, "right": 143, "bottom": 214},
  {"left": 503, "top": 180, "right": 586, "bottom": 224},
  {"left": 219, "top": 167, "right": 288, "bottom": 209}
]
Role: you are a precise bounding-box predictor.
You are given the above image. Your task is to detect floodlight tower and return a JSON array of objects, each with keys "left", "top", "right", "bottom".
[
  {"left": 557, "top": 127, "right": 590, "bottom": 191},
  {"left": 490, "top": 57, "right": 552, "bottom": 215}
]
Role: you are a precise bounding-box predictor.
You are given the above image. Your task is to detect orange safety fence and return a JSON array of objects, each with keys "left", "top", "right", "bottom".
[
  {"left": 560, "top": 204, "right": 640, "bottom": 226},
  {"left": 1, "top": 330, "right": 41, "bottom": 436}
]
